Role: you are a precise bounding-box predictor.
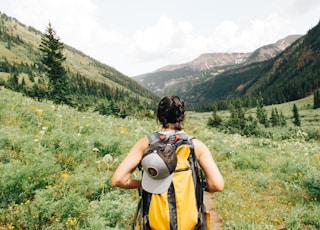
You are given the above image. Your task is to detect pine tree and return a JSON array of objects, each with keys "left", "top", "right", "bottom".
[
  {"left": 6, "top": 72, "right": 20, "bottom": 91},
  {"left": 39, "top": 22, "right": 70, "bottom": 104},
  {"left": 279, "top": 111, "right": 287, "bottom": 127},
  {"left": 292, "top": 104, "right": 301, "bottom": 126},
  {"left": 208, "top": 103, "right": 222, "bottom": 127},
  {"left": 270, "top": 108, "right": 278, "bottom": 127},
  {"left": 229, "top": 101, "right": 246, "bottom": 130},
  {"left": 256, "top": 98, "right": 269, "bottom": 127},
  {"left": 314, "top": 90, "right": 320, "bottom": 109}
]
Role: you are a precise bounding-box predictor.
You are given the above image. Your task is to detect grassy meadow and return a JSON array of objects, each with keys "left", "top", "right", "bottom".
[{"left": 0, "top": 87, "right": 319, "bottom": 229}]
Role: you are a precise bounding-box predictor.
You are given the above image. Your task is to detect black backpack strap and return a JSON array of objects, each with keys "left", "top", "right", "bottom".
[
  {"left": 186, "top": 136, "right": 208, "bottom": 230},
  {"left": 132, "top": 197, "right": 142, "bottom": 230},
  {"left": 133, "top": 132, "right": 162, "bottom": 230}
]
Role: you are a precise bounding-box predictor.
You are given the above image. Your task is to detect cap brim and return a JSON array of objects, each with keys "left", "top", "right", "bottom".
[{"left": 142, "top": 172, "right": 173, "bottom": 194}]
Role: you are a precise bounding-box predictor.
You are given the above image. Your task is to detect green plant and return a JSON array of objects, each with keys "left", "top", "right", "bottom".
[
  {"left": 1, "top": 88, "right": 320, "bottom": 229},
  {"left": 302, "top": 167, "right": 320, "bottom": 201}
]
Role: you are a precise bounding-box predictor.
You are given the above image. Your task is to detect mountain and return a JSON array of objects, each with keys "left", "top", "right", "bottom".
[
  {"left": 134, "top": 21, "right": 320, "bottom": 111},
  {"left": 0, "top": 12, "right": 158, "bottom": 115},
  {"left": 185, "top": 21, "right": 320, "bottom": 110},
  {"left": 134, "top": 35, "right": 302, "bottom": 98}
]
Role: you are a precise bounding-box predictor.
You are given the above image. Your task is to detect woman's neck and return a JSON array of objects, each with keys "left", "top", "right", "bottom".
[
  {"left": 160, "top": 123, "right": 184, "bottom": 132},
  {"left": 161, "top": 123, "right": 175, "bottom": 130}
]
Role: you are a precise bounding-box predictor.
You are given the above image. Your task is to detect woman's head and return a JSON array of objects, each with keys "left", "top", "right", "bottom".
[{"left": 157, "top": 96, "right": 185, "bottom": 130}]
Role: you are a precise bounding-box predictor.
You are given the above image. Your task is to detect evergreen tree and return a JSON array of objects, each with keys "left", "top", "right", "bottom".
[
  {"left": 292, "top": 104, "right": 301, "bottom": 126},
  {"left": 279, "top": 111, "right": 287, "bottom": 127},
  {"left": 270, "top": 108, "right": 278, "bottom": 127},
  {"left": 314, "top": 90, "right": 320, "bottom": 109},
  {"left": 228, "top": 101, "right": 246, "bottom": 130},
  {"left": 6, "top": 72, "right": 20, "bottom": 91},
  {"left": 256, "top": 98, "right": 269, "bottom": 127},
  {"left": 39, "top": 22, "right": 70, "bottom": 104},
  {"left": 208, "top": 103, "right": 222, "bottom": 127}
]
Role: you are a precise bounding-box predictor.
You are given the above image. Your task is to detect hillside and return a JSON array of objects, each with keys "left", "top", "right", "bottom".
[
  {"left": 0, "top": 12, "right": 158, "bottom": 115},
  {"left": 0, "top": 85, "right": 319, "bottom": 229},
  {"left": 187, "top": 20, "right": 320, "bottom": 110},
  {"left": 134, "top": 35, "right": 301, "bottom": 98}
]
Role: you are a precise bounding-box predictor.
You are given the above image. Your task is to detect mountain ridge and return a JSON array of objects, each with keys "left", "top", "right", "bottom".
[
  {"left": 0, "top": 12, "right": 158, "bottom": 114},
  {"left": 133, "top": 20, "right": 320, "bottom": 111},
  {"left": 134, "top": 35, "right": 302, "bottom": 97}
]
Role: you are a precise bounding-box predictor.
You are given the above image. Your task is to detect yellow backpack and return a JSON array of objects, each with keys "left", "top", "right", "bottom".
[{"left": 133, "top": 131, "right": 208, "bottom": 230}]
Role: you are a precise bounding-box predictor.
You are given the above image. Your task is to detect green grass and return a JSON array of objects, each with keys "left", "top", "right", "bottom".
[{"left": 0, "top": 87, "right": 319, "bottom": 229}]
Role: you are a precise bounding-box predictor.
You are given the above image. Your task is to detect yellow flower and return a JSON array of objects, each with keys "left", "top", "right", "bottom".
[
  {"left": 60, "top": 172, "right": 69, "bottom": 178},
  {"left": 36, "top": 109, "right": 43, "bottom": 116},
  {"left": 66, "top": 217, "right": 77, "bottom": 226},
  {"left": 116, "top": 126, "right": 127, "bottom": 134},
  {"left": 272, "top": 218, "right": 280, "bottom": 223}
]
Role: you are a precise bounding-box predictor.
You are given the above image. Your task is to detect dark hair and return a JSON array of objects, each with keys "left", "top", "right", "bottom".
[{"left": 157, "top": 96, "right": 185, "bottom": 130}]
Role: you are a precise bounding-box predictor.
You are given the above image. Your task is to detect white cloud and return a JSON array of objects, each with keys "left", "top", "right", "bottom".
[
  {"left": 10, "top": 0, "right": 129, "bottom": 69},
  {"left": 128, "top": 16, "right": 207, "bottom": 69},
  {"left": 3, "top": 0, "right": 320, "bottom": 76},
  {"left": 273, "top": 0, "right": 320, "bottom": 17}
]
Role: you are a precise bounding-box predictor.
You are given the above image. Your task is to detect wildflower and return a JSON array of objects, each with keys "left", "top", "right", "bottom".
[
  {"left": 117, "top": 126, "right": 127, "bottom": 134},
  {"left": 60, "top": 172, "right": 69, "bottom": 178},
  {"left": 272, "top": 218, "right": 280, "bottom": 223},
  {"left": 92, "top": 147, "right": 100, "bottom": 152},
  {"left": 66, "top": 217, "right": 77, "bottom": 226},
  {"left": 7, "top": 224, "right": 14, "bottom": 230},
  {"left": 36, "top": 109, "right": 43, "bottom": 116},
  {"left": 102, "top": 154, "right": 113, "bottom": 163}
]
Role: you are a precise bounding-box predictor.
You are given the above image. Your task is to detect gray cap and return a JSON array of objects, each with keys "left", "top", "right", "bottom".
[{"left": 141, "top": 150, "right": 175, "bottom": 194}]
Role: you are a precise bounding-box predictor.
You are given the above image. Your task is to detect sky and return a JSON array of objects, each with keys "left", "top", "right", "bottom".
[{"left": 1, "top": 0, "right": 320, "bottom": 76}]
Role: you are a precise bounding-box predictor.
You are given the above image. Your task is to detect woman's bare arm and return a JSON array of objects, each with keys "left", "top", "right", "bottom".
[
  {"left": 193, "top": 139, "right": 224, "bottom": 192},
  {"left": 112, "top": 136, "right": 148, "bottom": 189}
]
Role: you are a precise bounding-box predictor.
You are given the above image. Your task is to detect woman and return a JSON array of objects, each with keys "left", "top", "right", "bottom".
[
  {"left": 112, "top": 95, "right": 224, "bottom": 192},
  {"left": 112, "top": 96, "right": 224, "bottom": 229}
]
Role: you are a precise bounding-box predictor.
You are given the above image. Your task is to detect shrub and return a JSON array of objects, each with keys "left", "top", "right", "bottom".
[{"left": 302, "top": 167, "right": 320, "bottom": 201}]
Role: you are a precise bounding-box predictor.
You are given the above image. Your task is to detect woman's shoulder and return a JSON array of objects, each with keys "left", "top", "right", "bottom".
[{"left": 191, "top": 138, "right": 205, "bottom": 147}]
